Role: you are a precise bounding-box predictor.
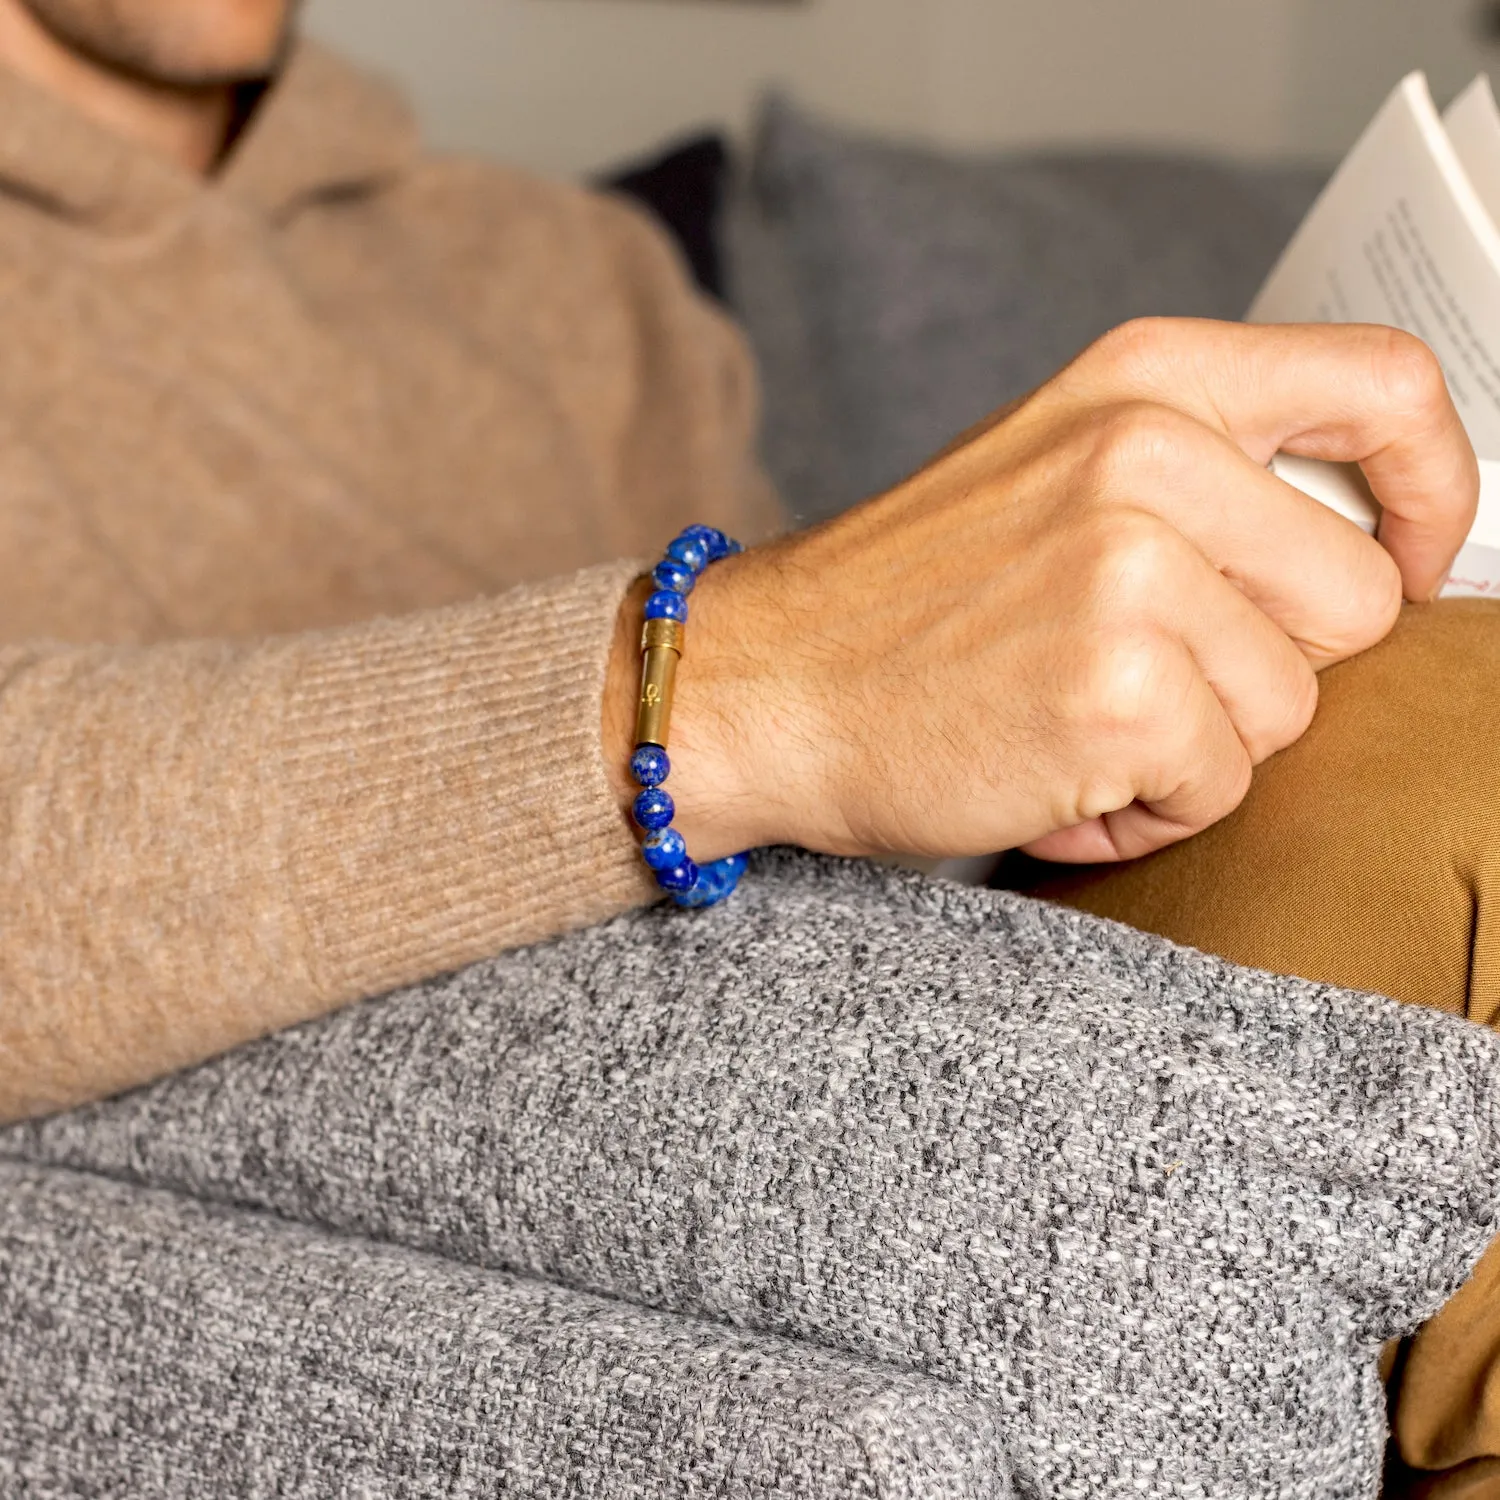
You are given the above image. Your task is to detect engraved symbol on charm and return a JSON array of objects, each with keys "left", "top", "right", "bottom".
[{"left": 643, "top": 683, "right": 662, "bottom": 707}]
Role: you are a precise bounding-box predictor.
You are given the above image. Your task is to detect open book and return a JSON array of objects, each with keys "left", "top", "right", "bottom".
[{"left": 1253, "top": 73, "right": 1500, "bottom": 597}]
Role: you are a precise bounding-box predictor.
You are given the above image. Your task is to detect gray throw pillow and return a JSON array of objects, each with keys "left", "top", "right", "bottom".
[{"left": 726, "top": 96, "right": 1326, "bottom": 521}]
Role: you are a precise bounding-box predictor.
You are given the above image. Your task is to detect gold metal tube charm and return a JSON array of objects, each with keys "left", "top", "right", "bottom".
[{"left": 636, "top": 616, "right": 685, "bottom": 748}]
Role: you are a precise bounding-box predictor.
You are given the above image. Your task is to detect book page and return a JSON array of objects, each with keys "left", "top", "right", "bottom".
[
  {"left": 1444, "top": 76, "right": 1500, "bottom": 231},
  {"left": 1250, "top": 74, "right": 1500, "bottom": 457}
]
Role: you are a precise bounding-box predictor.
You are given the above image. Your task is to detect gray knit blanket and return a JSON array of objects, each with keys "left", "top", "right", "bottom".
[{"left": 3, "top": 850, "right": 1499, "bottom": 1499}]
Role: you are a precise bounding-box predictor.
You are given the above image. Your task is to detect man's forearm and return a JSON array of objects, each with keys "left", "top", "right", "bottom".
[{"left": 0, "top": 561, "right": 656, "bottom": 1122}]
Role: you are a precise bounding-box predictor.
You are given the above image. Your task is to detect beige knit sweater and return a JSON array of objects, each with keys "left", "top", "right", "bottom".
[{"left": 0, "top": 42, "right": 784, "bottom": 1121}]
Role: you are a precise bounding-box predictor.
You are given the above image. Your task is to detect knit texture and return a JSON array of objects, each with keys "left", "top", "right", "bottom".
[
  {"left": 10, "top": 852, "right": 1500, "bottom": 1497},
  {"left": 0, "top": 1161, "right": 1013, "bottom": 1500},
  {"left": 0, "top": 40, "right": 782, "bottom": 1120}
]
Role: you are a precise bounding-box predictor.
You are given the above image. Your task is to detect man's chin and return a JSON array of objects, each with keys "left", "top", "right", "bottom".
[
  {"left": 130, "top": 31, "right": 296, "bottom": 94},
  {"left": 19, "top": 0, "right": 298, "bottom": 91}
]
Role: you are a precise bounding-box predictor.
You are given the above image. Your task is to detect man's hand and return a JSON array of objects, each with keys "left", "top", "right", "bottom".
[{"left": 609, "top": 318, "right": 1480, "bottom": 867}]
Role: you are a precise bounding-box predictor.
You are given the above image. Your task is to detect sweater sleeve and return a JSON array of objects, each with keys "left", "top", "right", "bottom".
[{"left": 0, "top": 560, "right": 657, "bottom": 1122}]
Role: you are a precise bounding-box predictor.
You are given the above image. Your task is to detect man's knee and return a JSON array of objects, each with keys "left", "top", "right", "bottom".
[{"left": 1003, "top": 600, "right": 1500, "bottom": 1022}]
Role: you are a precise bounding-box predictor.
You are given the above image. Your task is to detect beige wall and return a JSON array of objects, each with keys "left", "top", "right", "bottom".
[{"left": 303, "top": 0, "right": 1500, "bottom": 177}]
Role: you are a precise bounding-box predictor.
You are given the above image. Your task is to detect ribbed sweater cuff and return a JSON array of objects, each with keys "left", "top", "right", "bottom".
[{"left": 270, "top": 561, "right": 657, "bottom": 1003}]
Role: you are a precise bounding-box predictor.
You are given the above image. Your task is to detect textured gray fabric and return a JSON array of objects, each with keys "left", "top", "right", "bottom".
[
  {"left": 721, "top": 165, "right": 840, "bottom": 527},
  {"left": 8, "top": 851, "right": 1500, "bottom": 1498},
  {"left": 0, "top": 1159, "right": 1013, "bottom": 1499},
  {"left": 726, "top": 96, "right": 1327, "bottom": 520}
]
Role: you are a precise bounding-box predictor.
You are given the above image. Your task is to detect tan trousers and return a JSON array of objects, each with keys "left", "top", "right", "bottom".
[{"left": 1003, "top": 599, "right": 1500, "bottom": 1499}]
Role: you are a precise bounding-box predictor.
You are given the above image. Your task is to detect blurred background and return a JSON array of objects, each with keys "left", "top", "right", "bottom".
[
  {"left": 304, "top": 0, "right": 1498, "bottom": 178},
  {"left": 295, "top": 0, "right": 1500, "bottom": 526}
]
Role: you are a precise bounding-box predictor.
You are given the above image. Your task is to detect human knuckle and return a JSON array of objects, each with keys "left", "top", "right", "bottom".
[
  {"left": 1079, "top": 506, "right": 1185, "bottom": 615},
  {"left": 1299, "top": 545, "right": 1402, "bottom": 658},
  {"left": 1253, "top": 660, "right": 1319, "bottom": 760},
  {"left": 1221, "top": 750, "right": 1255, "bottom": 814},
  {"left": 1370, "top": 556, "right": 1405, "bottom": 634},
  {"left": 1285, "top": 663, "right": 1321, "bottom": 742},
  {"left": 1091, "top": 317, "right": 1179, "bottom": 379},
  {"left": 1078, "top": 630, "right": 1174, "bottom": 738},
  {"left": 1370, "top": 328, "right": 1447, "bottom": 415},
  {"left": 1344, "top": 553, "right": 1404, "bottom": 647},
  {"left": 1174, "top": 722, "right": 1251, "bottom": 821},
  {"left": 1080, "top": 402, "right": 1186, "bottom": 497}
]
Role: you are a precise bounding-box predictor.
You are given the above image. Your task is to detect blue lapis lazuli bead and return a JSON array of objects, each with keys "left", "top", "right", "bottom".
[
  {"left": 665, "top": 534, "right": 710, "bottom": 573},
  {"left": 672, "top": 855, "right": 745, "bottom": 909},
  {"left": 644, "top": 590, "right": 688, "bottom": 623},
  {"left": 632, "top": 786, "right": 675, "bottom": 831},
  {"left": 681, "top": 524, "right": 731, "bottom": 561},
  {"left": 656, "top": 857, "right": 700, "bottom": 893},
  {"left": 630, "top": 744, "right": 671, "bottom": 787},
  {"left": 652, "top": 559, "right": 696, "bottom": 596},
  {"left": 641, "top": 827, "right": 688, "bottom": 872}
]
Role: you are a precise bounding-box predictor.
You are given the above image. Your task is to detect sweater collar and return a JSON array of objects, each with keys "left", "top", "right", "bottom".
[
  {"left": 0, "top": 39, "right": 418, "bottom": 231},
  {"left": 221, "top": 42, "right": 419, "bottom": 220}
]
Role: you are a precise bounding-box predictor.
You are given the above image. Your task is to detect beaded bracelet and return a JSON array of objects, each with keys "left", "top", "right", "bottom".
[{"left": 629, "top": 525, "right": 750, "bottom": 909}]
